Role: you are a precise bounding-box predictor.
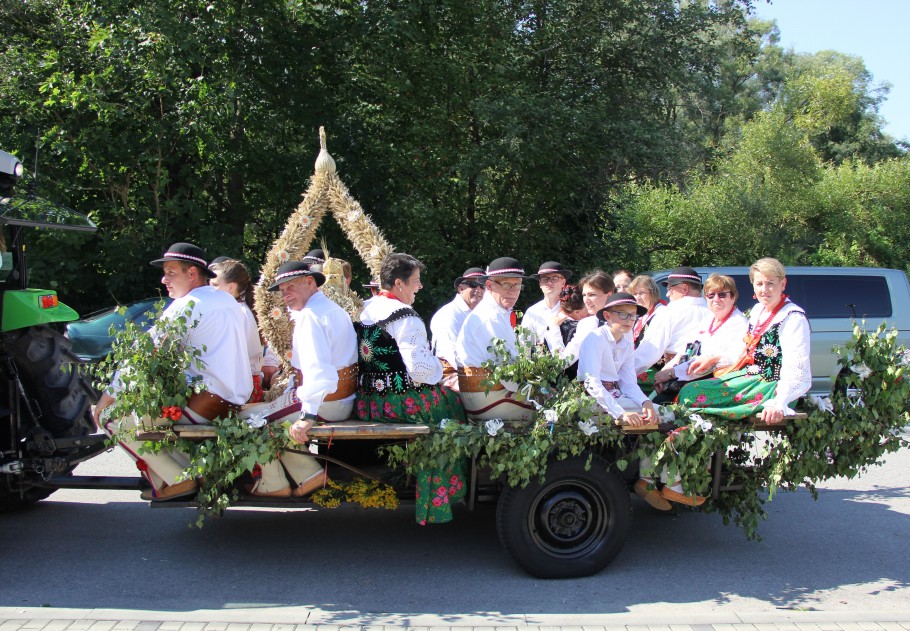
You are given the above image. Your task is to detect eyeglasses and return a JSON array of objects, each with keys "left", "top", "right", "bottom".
[
  {"left": 461, "top": 281, "right": 484, "bottom": 289},
  {"left": 606, "top": 310, "right": 639, "bottom": 322},
  {"left": 492, "top": 280, "right": 522, "bottom": 291},
  {"left": 705, "top": 291, "right": 732, "bottom": 300},
  {"left": 539, "top": 276, "right": 564, "bottom": 285}
]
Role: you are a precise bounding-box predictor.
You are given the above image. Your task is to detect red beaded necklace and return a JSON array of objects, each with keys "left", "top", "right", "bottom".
[
  {"left": 745, "top": 294, "right": 789, "bottom": 351},
  {"left": 706, "top": 308, "right": 735, "bottom": 336}
]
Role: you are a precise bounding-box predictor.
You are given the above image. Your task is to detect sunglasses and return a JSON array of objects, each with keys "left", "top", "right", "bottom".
[
  {"left": 462, "top": 281, "right": 484, "bottom": 289},
  {"left": 606, "top": 310, "right": 640, "bottom": 322},
  {"left": 705, "top": 291, "right": 732, "bottom": 299}
]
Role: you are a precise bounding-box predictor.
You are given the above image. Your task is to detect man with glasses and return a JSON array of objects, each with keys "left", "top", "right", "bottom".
[
  {"left": 430, "top": 267, "right": 486, "bottom": 387},
  {"left": 454, "top": 257, "right": 535, "bottom": 420},
  {"left": 634, "top": 266, "right": 710, "bottom": 376},
  {"left": 522, "top": 261, "right": 573, "bottom": 346}
]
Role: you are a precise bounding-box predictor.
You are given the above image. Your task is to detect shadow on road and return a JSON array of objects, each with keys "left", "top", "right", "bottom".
[{"left": 1, "top": 481, "right": 908, "bottom": 618}]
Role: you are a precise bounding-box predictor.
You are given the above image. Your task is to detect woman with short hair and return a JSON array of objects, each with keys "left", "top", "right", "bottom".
[
  {"left": 679, "top": 258, "right": 811, "bottom": 424},
  {"left": 652, "top": 273, "right": 748, "bottom": 400},
  {"left": 355, "top": 253, "right": 467, "bottom": 524},
  {"left": 627, "top": 275, "right": 665, "bottom": 348}
]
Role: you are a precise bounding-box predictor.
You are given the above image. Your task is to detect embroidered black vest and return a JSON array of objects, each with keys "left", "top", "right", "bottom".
[
  {"left": 356, "top": 307, "right": 422, "bottom": 395},
  {"left": 746, "top": 310, "right": 807, "bottom": 382}
]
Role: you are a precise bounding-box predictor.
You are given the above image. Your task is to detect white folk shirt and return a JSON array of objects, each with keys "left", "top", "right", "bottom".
[
  {"left": 672, "top": 309, "right": 749, "bottom": 381},
  {"left": 429, "top": 294, "right": 473, "bottom": 366},
  {"left": 239, "top": 303, "right": 263, "bottom": 376},
  {"left": 577, "top": 326, "right": 649, "bottom": 419},
  {"left": 521, "top": 298, "right": 561, "bottom": 345},
  {"left": 361, "top": 295, "right": 442, "bottom": 384},
  {"left": 455, "top": 291, "right": 518, "bottom": 367},
  {"left": 634, "top": 295, "right": 711, "bottom": 374},
  {"left": 289, "top": 291, "right": 358, "bottom": 416},
  {"left": 158, "top": 285, "right": 253, "bottom": 405},
  {"left": 749, "top": 301, "right": 812, "bottom": 413}
]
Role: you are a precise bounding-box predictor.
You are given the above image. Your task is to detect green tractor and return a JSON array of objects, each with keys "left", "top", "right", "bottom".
[{"left": 0, "top": 148, "right": 112, "bottom": 509}]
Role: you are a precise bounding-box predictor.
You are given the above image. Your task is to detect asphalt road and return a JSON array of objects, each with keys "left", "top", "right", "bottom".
[{"left": 1, "top": 435, "right": 908, "bottom": 621}]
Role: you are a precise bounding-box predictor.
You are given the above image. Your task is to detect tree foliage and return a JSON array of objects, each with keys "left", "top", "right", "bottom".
[{"left": 0, "top": 0, "right": 905, "bottom": 316}]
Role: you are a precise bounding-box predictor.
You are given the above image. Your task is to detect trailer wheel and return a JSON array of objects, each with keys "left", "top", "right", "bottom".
[
  {"left": 495, "top": 454, "right": 631, "bottom": 578},
  {"left": 1, "top": 325, "right": 96, "bottom": 509}
]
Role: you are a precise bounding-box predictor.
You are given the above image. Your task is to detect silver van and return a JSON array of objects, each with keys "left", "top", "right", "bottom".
[{"left": 649, "top": 267, "right": 910, "bottom": 395}]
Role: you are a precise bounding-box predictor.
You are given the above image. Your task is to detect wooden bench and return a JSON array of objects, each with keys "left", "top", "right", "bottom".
[
  {"left": 619, "top": 412, "right": 807, "bottom": 435},
  {"left": 135, "top": 420, "right": 431, "bottom": 442}
]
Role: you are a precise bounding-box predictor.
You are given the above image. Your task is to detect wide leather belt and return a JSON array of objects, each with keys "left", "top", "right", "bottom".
[
  {"left": 457, "top": 366, "right": 505, "bottom": 393},
  {"left": 440, "top": 359, "right": 457, "bottom": 379},
  {"left": 186, "top": 391, "right": 242, "bottom": 421},
  {"left": 324, "top": 364, "right": 358, "bottom": 402}
]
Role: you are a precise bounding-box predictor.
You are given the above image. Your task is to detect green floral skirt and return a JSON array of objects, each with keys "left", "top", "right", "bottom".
[
  {"left": 678, "top": 368, "right": 778, "bottom": 420},
  {"left": 356, "top": 385, "right": 468, "bottom": 525},
  {"left": 637, "top": 367, "right": 659, "bottom": 395}
]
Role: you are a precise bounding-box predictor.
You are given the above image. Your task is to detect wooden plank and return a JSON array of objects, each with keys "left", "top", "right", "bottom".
[{"left": 136, "top": 420, "right": 430, "bottom": 442}]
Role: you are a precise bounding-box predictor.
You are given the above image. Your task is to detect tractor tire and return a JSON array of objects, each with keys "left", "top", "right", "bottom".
[
  {"left": 495, "top": 454, "right": 631, "bottom": 578},
  {"left": 1, "top": 324, "right": 96, "bottom": 509}
]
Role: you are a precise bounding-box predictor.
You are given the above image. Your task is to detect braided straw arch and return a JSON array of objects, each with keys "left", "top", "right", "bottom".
[{"left": 254, "top": 127, "right": 394, "bottom": 376}]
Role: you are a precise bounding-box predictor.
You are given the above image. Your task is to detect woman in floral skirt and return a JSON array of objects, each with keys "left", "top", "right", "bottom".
[
  {"left": 356, "top": 253, "right": 467, "bottom": 524},
  {"left": 679, "top": 258, "right": 811, "bottom": 424}
]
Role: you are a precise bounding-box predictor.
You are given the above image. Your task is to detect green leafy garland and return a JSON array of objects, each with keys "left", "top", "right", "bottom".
[
  {"left": 636, "top": 321, "right": 910, "bottom": 538},
  {"left": 384, "top": 328, "right": 631, "bottom": 487},
  {"left": 91, "top": 300, "right": 207, "bottom": 439}
]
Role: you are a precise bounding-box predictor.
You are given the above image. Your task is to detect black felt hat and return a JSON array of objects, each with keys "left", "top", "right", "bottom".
[
  {"left": 302, "top": 249, "right": 325, "bottom": 265},
  {"left": 150, "top": 242, "right": 216, "bottom": 279},
  {"left": 484, "top": 257, "right": 529, "bottom": 279},
  {"left": 661, "top": 266, "right": 703, "bottom": 287},
  {"left": 208, "top": 255, "right": 233, "bottom": 269},
  {"left": 267, "top": 261, "right": 326, "bottom": 291},
  {"left": 596, "top": 292, "right": 648, "bottom": 320},
  {"left": 530, "top": 261, "right": 573, "bottom": 281},
  {"left": 453, "top": 267, "right": 486, "bottom": 289}
]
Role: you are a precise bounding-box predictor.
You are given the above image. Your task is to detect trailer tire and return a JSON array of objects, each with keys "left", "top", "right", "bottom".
[{"left": 495, "top": 454, "right": 631, "bottom": 578}]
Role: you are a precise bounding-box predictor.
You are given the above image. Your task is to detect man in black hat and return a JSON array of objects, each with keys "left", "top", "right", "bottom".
[
  {"left": 634, "top": 266, "right": 710, "bottom": 375},
  {"left": 523, "top": 261, "right": 572, "bottom": 345},
  {"left": 94, "top": 242, "right": 253, "bottom": 501},
  {"left": 454, "top": 257, "right": 535, "bottom": 421},
  {"left": 429, "top": 266, "right": 485, "bottom": 386},
  {"left": 240, "top": 261, "right": 357, "bottom": 497}
]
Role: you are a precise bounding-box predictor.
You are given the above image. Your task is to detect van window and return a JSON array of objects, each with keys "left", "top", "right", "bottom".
[
  {"left": 658, "top": 272, "right": 893, "bottom": 319},
  {"left": 728, "top": 274, "right": 892, "bottom": 318}
]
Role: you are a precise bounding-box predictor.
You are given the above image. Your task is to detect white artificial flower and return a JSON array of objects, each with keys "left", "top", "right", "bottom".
[
  {"left": 850, "top": 363, "right": 872, "bottom": 380},
  {"left": 369, "top": 245, "right": 382, "bottom": 258},
  {"left": 245, "top": 414, "right": 267, "bottom": 429},
  {"left": 543, "top": 409, "right": 558, "bottom": 425},
  {"left": 278, "top": 249, "right": 290, "bottom": 262},
  {"left": 438, "top": 419, "right": 449, "bottom": 430},
  {"left": 808, "top": 394, "right": 835, "bottom": 416},
  {"left": 485, "top": 419, "right": 504, "bottom": 436},
  {"left": 346, "top": 210, "right": 362, "bottom": 222},
  {"left": 688, "top": 413, "right": 713, "bottom": 432},
  {"left": 577, "top": 419, "right": 599, "bottom": 436}
]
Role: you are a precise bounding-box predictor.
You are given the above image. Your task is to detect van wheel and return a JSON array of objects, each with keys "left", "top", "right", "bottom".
[{"left": 495, "top": 454, "right": 631, "bottom": 578}]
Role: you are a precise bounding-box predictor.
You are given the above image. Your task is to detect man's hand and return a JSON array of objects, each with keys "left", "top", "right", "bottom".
[
  {"left": 92, "top": 392, "right": 115, "bottom": 428},
  {"left": 641, "top": 401, "right": 658, "bottom": 424},
  {"left": 653, "top": 369, "right": 673, "bottom": 384},
  {"left": 289, "top": 417, "right": 315, "bottom": 444},
  {"left": 620, "top": 412, "right": 645, "bottom": 426}
]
